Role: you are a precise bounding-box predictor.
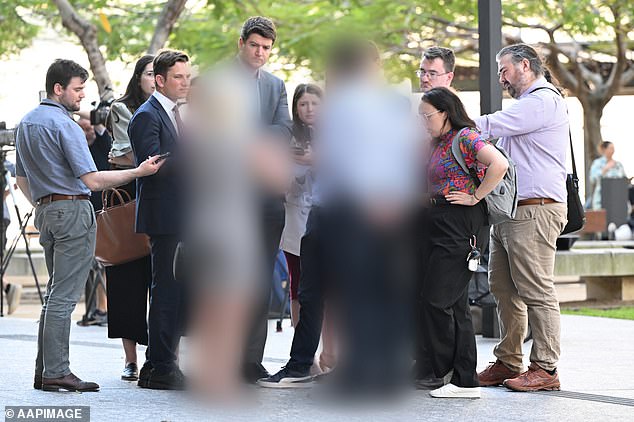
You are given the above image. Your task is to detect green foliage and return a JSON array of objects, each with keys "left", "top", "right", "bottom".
[
  {"left": 0, "top": 2, "right": 40, "bottom": 57},
  {"left": 3, "top": 0, "right": 633, "bottom": 84},
  {"left": 561, "top": 306, "right": 634, "bottom": 321}
]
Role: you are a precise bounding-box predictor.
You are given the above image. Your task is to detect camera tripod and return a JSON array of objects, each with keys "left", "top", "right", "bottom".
[{"left": 0, "top": 157, "right": 44, "bottom": 317}]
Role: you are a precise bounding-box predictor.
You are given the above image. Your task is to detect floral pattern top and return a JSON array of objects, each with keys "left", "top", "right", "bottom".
[{"left": 428, "top": 127, "right": 489, "bottom": 196}]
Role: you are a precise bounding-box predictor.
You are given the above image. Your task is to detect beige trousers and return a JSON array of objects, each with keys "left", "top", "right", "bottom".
[{"left": 488, "top": 202, "right": 567, "bottom": 372}]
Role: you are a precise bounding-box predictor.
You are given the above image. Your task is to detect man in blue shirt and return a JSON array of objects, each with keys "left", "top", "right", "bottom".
[{"left": 16, "top": 59, "right": 164, "bottom": 393}]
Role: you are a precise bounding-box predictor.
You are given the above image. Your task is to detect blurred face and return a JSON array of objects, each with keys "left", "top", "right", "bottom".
[
  {"left": 497, "top": 54, "right": 532, "bottom": 99},
  {"left": 139, "top": 62, "right": 155, "bottom": 98},
  {"left": 55, "top": 76, "right": 85, "bottom": 111},
  {"left": 419, "top": 101, "right": 448, "bottom": 138},
  {"left": 295, "top": 92, "right": 321, "bottom": 126},
  {"left": 604, "top": 143, "right": 615, "bottom": 159},
  {"left": 156, "top": 61, "right": 191, "bottom": 102},
  {"left": 238, "top": 33, "right": 273, "bottom": 71},
  {"left": 419, "top": 57, "right": 453, "bottom": 92}
]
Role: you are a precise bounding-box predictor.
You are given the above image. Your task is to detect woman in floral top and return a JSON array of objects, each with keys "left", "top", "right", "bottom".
[{"left": 419, "top": 87, "right": 508, "bottom": 399}]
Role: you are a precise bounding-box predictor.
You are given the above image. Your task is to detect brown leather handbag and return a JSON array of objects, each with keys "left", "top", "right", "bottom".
[{"left": 95, "top": 188, "right": 150, "bottom": 266}]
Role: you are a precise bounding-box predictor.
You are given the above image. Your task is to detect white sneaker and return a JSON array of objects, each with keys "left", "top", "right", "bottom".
[{"left": 429, "top": 383, "right": 481, "bottom": 398}]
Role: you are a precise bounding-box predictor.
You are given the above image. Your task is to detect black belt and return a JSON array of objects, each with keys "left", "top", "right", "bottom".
[{"left": 429, "top": 196, "right": 451, "bottom": 206}]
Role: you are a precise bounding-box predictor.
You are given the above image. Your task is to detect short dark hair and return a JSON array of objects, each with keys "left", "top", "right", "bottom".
[
  {"left": 497, "top": 43, "right": 545, "bottom": 77},
  {"left": 45, "top": 59, "right": 89, "bottom": 96},
  {"left": 240, "top": 16, "right": 277, "bottom": 43},
  {"left": 423, "top": 47, "right": 455, "bottom": 73},
  {"left": 421, "top": 87, "right": 476, "bottom": 133},
  {"left": 153, "top": 49, "right": 189, "bottom": 80}
]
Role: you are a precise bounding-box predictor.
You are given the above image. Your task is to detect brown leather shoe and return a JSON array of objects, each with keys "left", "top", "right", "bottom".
[
  {"left": 503, "top": 363, "right": 560, "bottom": 392},
  {"left": 42, "top": 373, "right": 100, "bottom": 392},
  {"left": 478, "top": 360, "right": 521, "bottom": 386}
]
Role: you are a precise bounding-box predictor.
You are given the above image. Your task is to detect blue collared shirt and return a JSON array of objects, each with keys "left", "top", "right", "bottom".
[{"left": 15, "top": 99, "right": 97, "bottom": 203}]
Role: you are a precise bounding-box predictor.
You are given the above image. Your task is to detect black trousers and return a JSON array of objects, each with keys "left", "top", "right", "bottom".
[
  {"left": 289, "top": 205, "right": 413, "bottom": 390},
  {"left": 420, "top": 202, "right": 486, "bottom": 388},
  {"left": 244, "top": 200, "right": 285, "bottom": 364},
  {"left": 287, "top": 207, "right": 326, "bottom": 372},
  {"left": 147, "top": 235, "right": 185, "bottom": 374}
]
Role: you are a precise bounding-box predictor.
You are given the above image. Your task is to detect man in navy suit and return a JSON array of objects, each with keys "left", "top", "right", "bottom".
[
  {"left": 128, "top": 50, "right": 191, "bottom": 390},
  {"left": 235, "top": 16, "right": 293, "bottom": 383}
]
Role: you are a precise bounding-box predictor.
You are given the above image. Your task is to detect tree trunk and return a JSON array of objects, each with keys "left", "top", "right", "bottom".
[
  {"left": 52, "top": 0, "right": 113, "bottom": 99},
  {"left": 147, "top": 0, "right": 188, "bottom": 54},
  {"left": 581, "top": 99, "right": 604, "bottom": 199}
]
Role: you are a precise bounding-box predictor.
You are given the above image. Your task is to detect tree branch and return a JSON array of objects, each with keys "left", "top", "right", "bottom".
[
  {"left": 147, "top": 0, "right": 188, "bottom": 54},
  {"left": 51, "top": 0, "right": 113, "bottom": 97}
]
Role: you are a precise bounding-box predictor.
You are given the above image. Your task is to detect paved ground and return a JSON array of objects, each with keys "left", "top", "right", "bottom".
[{"left": 1, "top": 306, "right": 633, "bottom": 421}]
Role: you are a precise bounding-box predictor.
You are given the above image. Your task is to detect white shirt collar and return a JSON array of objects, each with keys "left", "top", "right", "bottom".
[{"left": 152, "top": 90, "right": 178, "bottom": 115}]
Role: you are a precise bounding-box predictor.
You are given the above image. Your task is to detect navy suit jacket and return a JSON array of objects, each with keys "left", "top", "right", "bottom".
[{"left": 128, "top": 95, "right": 182, "bottom": 235}]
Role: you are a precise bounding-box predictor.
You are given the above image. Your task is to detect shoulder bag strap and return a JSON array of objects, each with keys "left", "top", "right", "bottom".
[
  {"left": 528, "top": 86, "right": 577, "bottom": 179},
  {"left": 450, "top": 127, "right": 482, "bottom": 187}
]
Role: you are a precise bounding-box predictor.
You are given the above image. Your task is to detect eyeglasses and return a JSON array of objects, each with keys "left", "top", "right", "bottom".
[
  {"left": 416, "top": 69, "right": 450, "bottom": 79},
  {"left": 420, "top": 109, "right": 442, "bottom": 121}
]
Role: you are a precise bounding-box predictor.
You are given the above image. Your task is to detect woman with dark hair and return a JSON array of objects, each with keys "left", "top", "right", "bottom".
[
  {"left": 279, "top": 83, "right": 335, "bottom": 372},
  {"left": 105, "top": 54, "right": 155, "bottom": 381},
  {"left": 419, "top": 87, "right": 508, "bottom": 398}
]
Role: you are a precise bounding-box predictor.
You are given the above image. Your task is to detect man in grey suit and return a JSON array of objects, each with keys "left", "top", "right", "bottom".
[{"left": 236, "top": 16, "right": 293, "bottom": 383}]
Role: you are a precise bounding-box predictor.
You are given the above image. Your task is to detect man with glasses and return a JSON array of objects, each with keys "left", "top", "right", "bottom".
[
  {"left": 414, "top": 46, "right": 456, "bottom": 391},
  {"left": 417, "top": 46, "right": 455, "bottom": 92}
]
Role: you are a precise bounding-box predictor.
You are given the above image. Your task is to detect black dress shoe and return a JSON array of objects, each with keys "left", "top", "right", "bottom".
[
  {"left": 137, "top": 362, "right": 153, "bottom": 388},
  {"left": 243, "top": 363, "right": 271, "bottom": 384},
  {"left": 145, "top": 368, "right": 186, "bottom": 390},
  {"left": 34, "top": 374, "right": 42, "bottom": 390},
  {"left": 42, "top": 373, "right": 99, "bottom": 392},
  {"left": 121, "top": 362, "right": 139, "bottom": 381}
]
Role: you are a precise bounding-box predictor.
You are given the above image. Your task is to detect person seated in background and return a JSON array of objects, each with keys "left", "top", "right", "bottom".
[{"left": 588, "top": 141, "right": 627, "bottom": 210}]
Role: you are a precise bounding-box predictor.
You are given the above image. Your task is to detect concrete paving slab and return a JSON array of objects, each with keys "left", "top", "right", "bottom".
[{"left": 1, "top": 313, "right": 632, "bottom": 421}]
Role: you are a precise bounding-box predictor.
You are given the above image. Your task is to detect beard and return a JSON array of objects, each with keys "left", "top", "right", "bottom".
[{"left": 504, "top": 82, "right": 519, "bottom": 99}]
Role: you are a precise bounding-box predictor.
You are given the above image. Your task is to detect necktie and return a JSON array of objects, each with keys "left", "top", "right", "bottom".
[{"left": 172, "top": 104, "right": 184, "bottom": 136}]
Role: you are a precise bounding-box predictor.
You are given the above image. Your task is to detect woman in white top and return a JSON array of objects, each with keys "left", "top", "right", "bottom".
[{"left": 105, "top": 55, "right": 156, "bottom": 382}]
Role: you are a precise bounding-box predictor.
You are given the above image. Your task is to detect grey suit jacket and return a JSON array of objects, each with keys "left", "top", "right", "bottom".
[{"left": 257, "top": 69, "right": 293, "bottom": 142}]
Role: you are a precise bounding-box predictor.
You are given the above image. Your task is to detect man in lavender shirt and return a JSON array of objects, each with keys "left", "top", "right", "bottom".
[{"left": 474, "top": 44, "right": 568, "bottom": 392}]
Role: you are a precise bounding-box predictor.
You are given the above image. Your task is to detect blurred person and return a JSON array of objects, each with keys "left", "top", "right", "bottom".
[
  {"left": 128, "top": 50, "right": 191, "bottom": 390},
  {"left": 235, "top": 16, "right": 294, "bottom": 384},
  {"left": 475, "top": 44, "right": 568, "bottom": 392},
  {"left": 16, "top": 59, "right": 164, "bottom": 393},
  {"left": 183, "top": 65, "right": 290, "bottom": 399},
  {"left": 262, "top": 38, "right": 420, "bottom": 394},
  {"left": 589, "top": 141, "right": 626, "bottom": 210},
  {"left": 413, "top": 46, "right": 457, "bottom": 390},
  {"left": 76, "top": 116, "right": 110, "bottom": 327},
  {"left": 418, "top": 87, "right": 508, "bottom": 399},
  {"left": 104, "top": 54, "right": 155, "bottom": 382}
]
